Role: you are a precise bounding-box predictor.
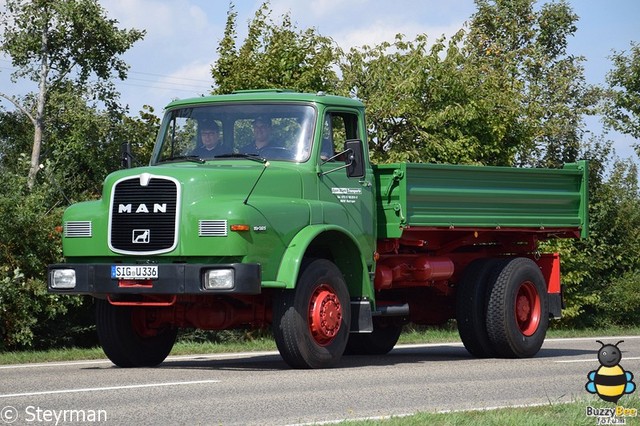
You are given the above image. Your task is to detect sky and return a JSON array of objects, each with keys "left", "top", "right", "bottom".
[{"left": 1, "top": 0, "right": 639, "bottom": 159}]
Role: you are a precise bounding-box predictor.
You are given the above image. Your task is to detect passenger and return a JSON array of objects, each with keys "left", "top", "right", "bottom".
[{"left": 192, "top": 121, "right": 223, "bottom": 158}]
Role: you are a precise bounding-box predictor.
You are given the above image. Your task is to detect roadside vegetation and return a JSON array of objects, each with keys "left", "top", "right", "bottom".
[
  {"left": 1, "top": 0, "right": 640, "bottom": 356},
  {"left": 3, "top": 324, "right": 640, "bottom": 365},
  {"left": 343, "top": 394, "right": 640, "bottom": 425}
]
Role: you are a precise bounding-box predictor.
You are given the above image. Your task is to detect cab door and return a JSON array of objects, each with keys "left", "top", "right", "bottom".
[{"left": 317, "top": 110, "right": 375, "bottom": 263}]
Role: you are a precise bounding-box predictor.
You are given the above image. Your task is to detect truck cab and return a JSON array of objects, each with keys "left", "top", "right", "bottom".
[{"left": 49, "top": 90, "right": 378, "bottom": 368}]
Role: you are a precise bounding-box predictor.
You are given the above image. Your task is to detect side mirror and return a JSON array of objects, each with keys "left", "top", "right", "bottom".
[
  {"left": 345, "top": 139, "right": 365, "bottom": 178},
  {"left": 121, "top": 142, "right": 132, "bottom": 169}
]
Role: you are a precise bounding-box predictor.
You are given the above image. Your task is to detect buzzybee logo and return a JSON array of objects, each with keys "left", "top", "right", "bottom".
[
  {"left": 584, "top": 341, "right": 638, "bottom": 425},
  {"left": 586, "top": 340, "right": 636, "bottom": 403}
]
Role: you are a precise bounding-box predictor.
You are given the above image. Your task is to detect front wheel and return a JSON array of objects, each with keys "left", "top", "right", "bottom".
[
  {"left": 485, "top": 257, "right": 549, "bottom": 358},
  {"left": 95, "top": 299, "right": 177, "bottom": 367},
  {"left": 272, "top": 259, "right": 351, "bottom": 369}
]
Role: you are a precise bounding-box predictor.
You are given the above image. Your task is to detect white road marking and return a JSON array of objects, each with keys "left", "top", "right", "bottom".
[
  {"left": 555, "top": 356, "right": 640, "bottom": 363},
  {"left": 0, "top": 350, "right": 280, "bottom": 370},
  {"left": 0, "top": 359, "right": 112, "bottom": 370},
  {"left": 544, "top": 335, "right": 640, "bottom": 343},
  {"left": 0, "top": 379, "right": 220, "bottom": 399}
]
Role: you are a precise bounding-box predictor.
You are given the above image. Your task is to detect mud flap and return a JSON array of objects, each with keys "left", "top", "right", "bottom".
[{"left": 350, "top": 300, "right": 373, "bottom": 333}]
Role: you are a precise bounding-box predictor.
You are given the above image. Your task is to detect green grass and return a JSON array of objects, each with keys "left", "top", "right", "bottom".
[
  {"left": 2, "top": 325, "right": 640, "bottom": 365},
  {"left": 0, "top": 337, "right": 278, "bottom": 365},
  {"left": 343, "top": 395, "right": 640, "bottom": 425}
]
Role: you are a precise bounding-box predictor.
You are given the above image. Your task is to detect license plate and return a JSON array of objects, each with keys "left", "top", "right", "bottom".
[{"left": 111, "top": 265, "right": 158, "bottom": 280}]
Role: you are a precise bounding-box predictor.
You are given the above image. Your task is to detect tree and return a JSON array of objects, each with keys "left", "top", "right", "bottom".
[
  {"left": 0, "top": 157, "right": 83, "bottom": 350},
  {"left": 0, "top": 0, "right": 145, "bottom": 188},
  {"left": 211, "top": 2, "right": 340, "bottom": 94},
  {"left": 339, "top": 32, "right": 524, "bottom": 165},
  {"left": 337, "top": 0, "right": 596, "bottom": 167},
  {"left": 605, "top": 42, "right": 640, "bottom": 154},
  {"left": 464, "top": 0, "right": 597, "bottom": 167},
  {"left": 0, "top": 93, "right": 160, "bottom": 349},
  {"left": 545, "top": 139, "right": 640, "bottom": 327}
]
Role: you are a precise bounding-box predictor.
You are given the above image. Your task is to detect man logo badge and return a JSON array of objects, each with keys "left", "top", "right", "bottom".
[{"left": 132, "top": 229, "right": 150, "bottom": 244}]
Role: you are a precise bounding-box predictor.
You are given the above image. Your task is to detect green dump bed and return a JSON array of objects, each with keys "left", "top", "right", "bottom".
[{"left": 373, "top": 161, "right": 588, "bottom": 239}]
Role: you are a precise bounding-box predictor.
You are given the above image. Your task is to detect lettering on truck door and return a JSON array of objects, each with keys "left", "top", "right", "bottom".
[{"left": 318, "top": 111, "right": 375, "bottom": 258}]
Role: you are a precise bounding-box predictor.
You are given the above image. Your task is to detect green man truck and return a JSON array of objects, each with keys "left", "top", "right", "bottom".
[{"left": 48, "top": 90, "right": 588, "bottom": 369}]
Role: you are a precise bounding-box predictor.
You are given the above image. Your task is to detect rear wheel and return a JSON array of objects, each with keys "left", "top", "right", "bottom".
[
  {"left": 345, "top": 317, "right": 403, "bottom": 355},
  {"left": 95, "top": 299, "right": 177, "bottom": 367},
  {"left": 486, "top": 257, "right": 549, "bottom": 358},
  {"left": 272, "top": 259, "right": 350, "bottom": 369},
  {"left": 456, "top": 258, "right": 504, "bottom": 357}
]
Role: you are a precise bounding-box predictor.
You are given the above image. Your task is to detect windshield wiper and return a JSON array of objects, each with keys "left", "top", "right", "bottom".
[
  {"left": 215, "top": 153, "right": 267, "bottom": 164},
  {"left": 158, "top": 155, "right": 205, "bottom": 164}
]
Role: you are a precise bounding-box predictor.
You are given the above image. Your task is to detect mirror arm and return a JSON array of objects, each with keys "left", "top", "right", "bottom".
[{"left": 318, "top": 149, "right": 354, "bottom": 176}]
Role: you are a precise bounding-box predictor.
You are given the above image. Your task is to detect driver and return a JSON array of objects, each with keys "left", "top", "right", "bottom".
[{"left": 242, "top": 116, "right": 282, "bottom": 155}]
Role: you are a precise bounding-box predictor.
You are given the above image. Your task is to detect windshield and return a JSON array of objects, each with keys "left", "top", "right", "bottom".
[{"left": 153, "top": 103, "right": 316, "bottom": 163}]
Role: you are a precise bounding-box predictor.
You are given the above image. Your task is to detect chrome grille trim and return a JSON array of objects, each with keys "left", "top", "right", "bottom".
[
  {"left": 199, "top": 220, "right": 228, "bottom": 237},
  {"left": 64, "top": 221, "right": 92, "bottom": 237},
  {"left": 108, "top": 174, "right": 180, "bottom": 255}
]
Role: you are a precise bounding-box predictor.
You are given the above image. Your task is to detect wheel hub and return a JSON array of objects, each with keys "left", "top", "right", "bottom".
[
  {"left": 309, "top": 285, "right": 342, "bottom": 345},
  {"left": 516, "top": 295, "right": 531, "bottom": 322},
  {"left": 515, "top": 281, "right": 541, "bottom": 337}
]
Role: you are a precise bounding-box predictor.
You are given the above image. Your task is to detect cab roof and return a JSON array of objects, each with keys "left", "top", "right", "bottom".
[{"left": 165, "top": 89, "right": 365, "bottom": 110}]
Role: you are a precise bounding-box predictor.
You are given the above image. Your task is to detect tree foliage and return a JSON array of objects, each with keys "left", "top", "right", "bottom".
[
  {"left": 0, "top": 0, "right": 145, "bottom": 188},
  {"left": 339, "top": 32, "right": 524, "bottom": 165},
  {"left": 0, "top": 160, "right": 82, "bottom": 349},
  {"left": 546, "top": 140, "right": 640, "bottom": 326},
  {"left": 332, "top": 0, "right": 594, "bottom": 167},
  {"left": 0, "top": 94, "right": 159, "bottom": 349},
  {"left": 211, "top": 2, "right": 340, "bottom": 95},
  {"left": 448, "top": 0, "right": 594, "bottom": 167},
  {"left": 605, "top": 42, "right": 640, "bottom": 154}
]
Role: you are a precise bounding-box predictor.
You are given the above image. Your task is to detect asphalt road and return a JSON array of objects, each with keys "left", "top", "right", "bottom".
[{"left": 1, "top": 336, "right": 639, "bottom": 425}]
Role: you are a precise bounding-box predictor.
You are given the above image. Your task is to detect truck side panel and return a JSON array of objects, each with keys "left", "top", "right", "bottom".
[{"left": 374, "top": 161, "right": 588, "bottom": 239}]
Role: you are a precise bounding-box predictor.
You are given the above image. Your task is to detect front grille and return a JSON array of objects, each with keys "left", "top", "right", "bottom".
[{"left": 109, "top": 175, "right": 179, "bottom": 254}]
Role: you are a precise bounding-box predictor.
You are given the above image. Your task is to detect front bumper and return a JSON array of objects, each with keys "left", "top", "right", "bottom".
[{"left": 47, "top": 263, "right": 261, "bottom": 295}]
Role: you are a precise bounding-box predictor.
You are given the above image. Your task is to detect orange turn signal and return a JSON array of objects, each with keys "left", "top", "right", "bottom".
[{"left": 230, "top": 224, "right": 250, "bottom": 232}]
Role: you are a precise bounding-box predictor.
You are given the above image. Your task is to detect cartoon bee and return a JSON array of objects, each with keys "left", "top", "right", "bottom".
[{"left": 586, "top": 340, "right": 636, "bottom": 403}]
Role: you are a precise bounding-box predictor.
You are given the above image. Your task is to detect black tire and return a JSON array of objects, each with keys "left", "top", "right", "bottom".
[
  {"left": 272, "top": 259, "right": 351, "bottom": 369},
  {"left": 95, "top": 299, "right": 177, "bottom": 368},
  {"left": 486, "top": 257, "right": 549, "bottom": 358},
  {"left": 456, "top": 258, "right": 505, "bottom": 357},
  {"left": 344, "top": 317, "right": 403, "bottom": 355}
]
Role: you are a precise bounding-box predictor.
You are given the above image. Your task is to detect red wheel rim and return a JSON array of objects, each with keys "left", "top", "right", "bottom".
[
  {"left": 308, "top": 284, "right": 342, "bottom": 346},
  {"left": 515, "top": 281, "right": 541, "bottom": 336}
]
